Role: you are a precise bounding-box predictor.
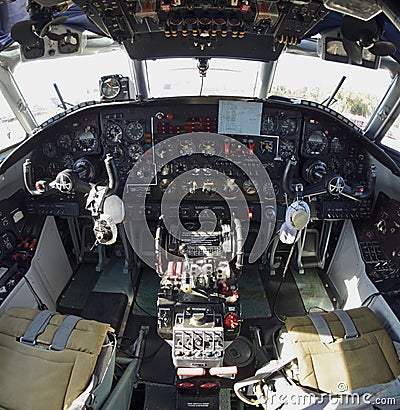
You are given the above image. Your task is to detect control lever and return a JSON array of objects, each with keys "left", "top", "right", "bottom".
[
  {"left": 155, "top": 216, "right": 165, "bottom": 277},
  {"left": 233, "top": 217, "right": 244, "bottom": 273},
  {"left": 249, "top": 326, "right": 269, "bottom": 368}
]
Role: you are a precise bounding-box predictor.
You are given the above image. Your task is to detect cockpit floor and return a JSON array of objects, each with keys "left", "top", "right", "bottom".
[
  {"left": 58, "top": 263, "right": 101, "bottom": 314},
  {"left": 292, "top": 268, "right": 334, "bottom": 312},
  {"left": 123, "top": 312, "right": 175, "bottom": 385}
]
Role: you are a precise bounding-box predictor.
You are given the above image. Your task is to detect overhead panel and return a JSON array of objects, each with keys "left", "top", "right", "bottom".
[{"left": 73, "top": 0, "right": 329, "bottom": 60}]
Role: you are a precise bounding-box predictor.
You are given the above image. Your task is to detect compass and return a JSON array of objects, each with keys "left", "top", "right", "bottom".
[{"left": 100, "top": 76, "right": 122, "bottom": 100}]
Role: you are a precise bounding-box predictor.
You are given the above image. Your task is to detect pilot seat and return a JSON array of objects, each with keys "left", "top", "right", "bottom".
[
  {"left": 234, "top": 306, "right": 400, "bottom": 409},
  {"left": 0, "top": 306, "right": 116, "bottom": 410}
]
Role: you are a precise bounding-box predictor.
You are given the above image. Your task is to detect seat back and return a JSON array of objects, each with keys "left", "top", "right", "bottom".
[
  {"left": 0, "top": 307, "right": 114, "bottom": 410},
  {"left": 282, "top": 307, "right": 400, "bottom": 393}
]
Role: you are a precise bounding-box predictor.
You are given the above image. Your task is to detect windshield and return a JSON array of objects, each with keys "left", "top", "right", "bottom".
[
  {"left": 13, "top": 48, "right": 132, "bottom": 126},
  {"left": 0, "top": 45, "right": 395, "bottom": 153},
  {"left": 146, "top": 58, "right": 263, "bottom": 98},
  {"left": 270, "top": 52, "right": 392, "bottom": 128}
]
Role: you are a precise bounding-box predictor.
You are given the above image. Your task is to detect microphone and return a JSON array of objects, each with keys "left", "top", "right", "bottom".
[{"left": 279, "top": 200, "right": 310, "bottom": 244}]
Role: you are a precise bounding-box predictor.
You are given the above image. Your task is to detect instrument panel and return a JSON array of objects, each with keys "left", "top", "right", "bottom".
[{"left": 26, "top": 97, "right": 375, "bottom": 220}]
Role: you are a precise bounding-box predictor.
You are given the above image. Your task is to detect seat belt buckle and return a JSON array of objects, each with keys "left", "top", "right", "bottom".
[
  {"left": 19, "top": 336, "right": 36, "bottom": 346},
  {"left": 344, "top": 332, "right": 359, "bottom": 340}
]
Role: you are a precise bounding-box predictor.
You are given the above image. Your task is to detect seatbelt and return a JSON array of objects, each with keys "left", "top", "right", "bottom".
[
  {"left": 50, "top": 315, "right": 81, "bottom": 351},
  {"left": 20, "top": 310, "right": 55, "bottom": 345},
  {"left": 333, "top": 309, "right": 359, "bottom": 340},
  {"left": 309, "top": 314, "right": 334, "bottom": 344}
]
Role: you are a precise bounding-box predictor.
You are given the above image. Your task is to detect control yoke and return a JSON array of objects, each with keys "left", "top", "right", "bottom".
[
  {"left": 282, "top": 157, "right": 376, "bottom": 201},
  {"left": 24, "top": 154, "right": 122, "bottom": 246},
  {"left": 23, "top": 154, "right": 118, "bottom": 200}
]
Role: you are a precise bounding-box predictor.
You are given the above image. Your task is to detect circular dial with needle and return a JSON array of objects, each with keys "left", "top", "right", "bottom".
[
  {"left": 128, "top": 144, "right": 143, "bottom": 162},
  {"left": 105, "top": 123, "right": 123, "bottom": 143},
  {"left": 281, "top": 118, "right": 297, "bottom": 136},
  {"left": 126, "top": 121, "right": 144, "bottom": 142},
  {"left": 100, "top": 77, "right": 121, "bottom": 100},
  {"left": 76, "top": 126, "right": 98, "bottom": 152}
]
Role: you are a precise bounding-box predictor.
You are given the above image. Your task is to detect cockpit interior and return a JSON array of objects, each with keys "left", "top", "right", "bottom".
[{"left": 1, "top": 0, "right": 400, "bottom": 409}]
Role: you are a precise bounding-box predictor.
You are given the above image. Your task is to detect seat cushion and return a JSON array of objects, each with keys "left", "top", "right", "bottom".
[
  {"left": 284, "top": 307, "right": 400, "bottom": 393},
  {"left": 0, "top": 307, "right": 113, "bottom": 410}
]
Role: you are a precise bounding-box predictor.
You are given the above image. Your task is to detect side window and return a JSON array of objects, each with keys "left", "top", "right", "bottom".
[
  {"left": 0, "top": 92, "right": 26, "bottom": 151},
  {"left": 13, "top": 49, "right": 133, "bottom": 125},
  {"left": 380, "top": 114, "right": 400, "bottom": 152}
]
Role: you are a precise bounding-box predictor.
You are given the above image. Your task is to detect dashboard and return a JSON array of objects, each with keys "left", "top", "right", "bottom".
[{"left": 19, "top": 97, "right": 376, "bottom": 222}]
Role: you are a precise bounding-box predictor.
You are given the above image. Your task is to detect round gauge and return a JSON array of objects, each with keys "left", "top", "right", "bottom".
[
  {"left": 327, "top": 158, "right": 340, "bottom": 173},
  {"left": 264, "top": 206, "right": 276, "bottom": 221},
  {"left": 260, "top": 139, "right": 275, "bottom": 154},
  {"left": 179, "top": 140, "right": 195, "bottom": 156},
  {"left": 128, "top": 144, "right": 143, "bottom": 162},
  {"left": 328, "top": 158, "right": 340, "bottom": 173},
  {"left": 175, "top": 161, "right": 188, "bottom": 173},
  {"left": 243, "top": 179, "right": 257, "bottom": 195},
  {"left": 43, "top": 142, "right": 57, "bottom": 158},
  {"left": 57, "top": 134, "right": 72, "bottom": 150},
  {"left": 76, "top": 126, "right": 97, "bottom": 152},
  {"left": 106, "top": 123, "right": 123, "bottom": 143},
  {"left": 100, "top": 77, "right": 121, "bottom": 100},
  {"left": 262, "top": 116, "right": 278, "bottom": 134},
  {"left": 279, "top": 140, "right": 295, "bottom": 159},
  {"left": 304, "top": 131, "right": 328, "bottom": 155},
  {"left": 155, "top": 141, "right": 173, "bottom": 158},
  {"left": 223, "top": 178, "right": 240, "bottom": 197},
  {"left": 107, "top": 146, "right": 124, "bottom": 164},
  {"left": 159, "top": 178, "right": 171, "bottom": 192},
  {"left": 62, "top": 154, "right": 74, "bottom": 169},
  {"left": 201, "top": 140, "right": 216, "bottom": 156},
  {"left": 343, "top": 160, "right": 355, "bottom": 175},
  {"left": 229, "top": 141, "right": 244, "bottom": 156},
  {"left": 262, "top": 182, "right": 276, "bottom": 200},
  {"left": 281, "top": 118, "right": 297, "bottom": 136},
  {"left": 48, "top": 161, "right": 58, "bottom": 177},
  {"left": 330, "top": 137, "right": 345, "bottom": 154},
  {"left": 126, "top": 121, "right": 144, "bottom": 142},
  {"left": 135, "top": 164, "right": 153, "bottom": 179}
]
